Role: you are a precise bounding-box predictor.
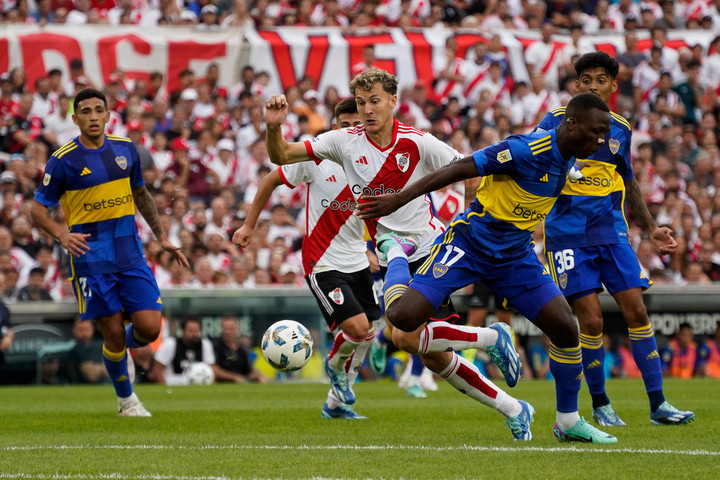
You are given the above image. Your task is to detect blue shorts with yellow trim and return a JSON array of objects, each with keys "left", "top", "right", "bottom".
[
  {"left": 545, "top": 243, "right": 651, "bottom": 303},
  {"left": 409, "top": 221, "right": 562, "bottom": 322},
  {"left": 72, "top": 265, "right": 162, "bottom": 320}
]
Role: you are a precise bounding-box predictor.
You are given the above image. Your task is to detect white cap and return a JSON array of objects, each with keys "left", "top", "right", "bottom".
[
  {"left": 217, "top": 138, "right": 235, "bottom": 152},
  {"left": 201, "top": 4, "right": 218, "bottom": 15},
  {"left": 180, "top": 88, "right": 198, "bottom": 101}
]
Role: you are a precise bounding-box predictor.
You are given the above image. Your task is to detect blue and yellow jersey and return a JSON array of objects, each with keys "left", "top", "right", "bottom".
[
  {"left": 536, "top": 107, "right": 633, "bottom": 250},
  {"left": 34, "top": 135, "right": 147, "bottom": 277},
  {"left": 454, "top": 129, "right": 575, "bottom": 258}
]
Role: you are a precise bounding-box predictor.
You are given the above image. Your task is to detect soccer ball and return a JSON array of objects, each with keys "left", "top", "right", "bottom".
[
  {"left": 184, "top": 361, "right": 215, "bottom": 385},
  {"left": 261, "top": 320, "right": 313, "bottom": 372}
]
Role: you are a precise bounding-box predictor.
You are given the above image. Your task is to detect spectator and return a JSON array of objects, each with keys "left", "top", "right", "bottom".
[
  {"left": 697, "top": 321, "right": 720, "bottom": 378},
  {"left": 661, "top": 322, "right": 699, "bottom": 378},
  {"left": 16, "top": 267, "right": 53, "bottom": 301},
  {"left": 212, "top": 315, "right": 267, "bottom": 383},
  {"left": 66, "top": 318, "right": 109, "bottom": 384},
  {"left": 152, "top": 317, "right": 217, "bottom": 385},
  {"left": 0, "top": 273, "right": 13, "bottom": 368}
]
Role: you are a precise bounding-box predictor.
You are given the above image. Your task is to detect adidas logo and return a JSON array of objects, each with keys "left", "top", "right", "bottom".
[
  {"left": 326, "top": 175, "right": 337, "bottom": 183},
  {"left": 80, "top": 167, "right": 92, "bottom": 176},
  {"left": 355, "top": 156, "right": 368, "bottom": 165},
  {"left": 647, "top": 350, "right": 659, "bottom": 360},
  {"left": 539, "top": 173, "right": 548, "bottom": 183},
  {"left": 156, "top": 297, "right": 162, "bottom": 304},
  {"left": 587, "top": 359, "right": 603, "bottom": 369}
]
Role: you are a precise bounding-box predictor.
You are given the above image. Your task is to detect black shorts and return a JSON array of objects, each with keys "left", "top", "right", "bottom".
[
  {"left": 306, "top": 267, "right": 381, "bottom": 331},
  {"left": 380, "top": 256, "right": 460, "bottom": 323},
  {"left": 466, "top": 281, "right": 511, "bottom": 311}
]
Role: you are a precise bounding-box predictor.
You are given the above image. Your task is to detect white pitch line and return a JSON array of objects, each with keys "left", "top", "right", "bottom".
[{"left": 1, "top": 444, "right": 719, "bottom": 456}]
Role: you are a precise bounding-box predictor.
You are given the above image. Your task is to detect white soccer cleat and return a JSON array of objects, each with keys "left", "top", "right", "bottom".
[{"left": 118, "top": 395, "right": 152, "bottom": 417}]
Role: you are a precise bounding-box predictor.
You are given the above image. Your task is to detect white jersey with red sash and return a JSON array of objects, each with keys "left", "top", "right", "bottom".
[
  {"left": 278, "top": 161, "right": 368, "bottom": 276},
  {"left": 303, "top": 120, "right": 462, "bottom": 266},
  {"left": 434, "top": 57, "right": 467, "bottom": 106}
]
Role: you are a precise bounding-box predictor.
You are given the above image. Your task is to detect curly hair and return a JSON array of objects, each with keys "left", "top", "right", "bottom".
[
  {"left": 349, "top": 68, "right": 398, "bottom": 96},
  {"left": 574, "top": 51, "right": 619, "bottom": 79}
]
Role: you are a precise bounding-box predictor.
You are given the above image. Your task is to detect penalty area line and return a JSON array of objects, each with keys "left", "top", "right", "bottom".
[{"left": 1, "top": 444, "right": 719, "bottom": 456}]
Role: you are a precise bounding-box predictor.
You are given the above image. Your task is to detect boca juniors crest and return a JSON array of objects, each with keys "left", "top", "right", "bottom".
[
  {"left": 115, "top": 156, "right": 128, "bottom": 169},
  {"left": 396, "top": 152, "right": 410, "bottom": 172},
  {"left": 608, "top": 139, "right": 620, "bottom": 155},
  {"left": 328, "top": 287, "right": 344, "bottom": 305}
]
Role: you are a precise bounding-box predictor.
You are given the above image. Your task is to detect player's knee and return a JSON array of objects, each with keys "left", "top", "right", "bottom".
[
  {"left": 135, "top": 323, "right": 161, "bottom": 342},
  {"left": 623, "top": 303, "right": 649, "bottom": 329},
  {"left": 391, "top": 329, "right": 419, "bottom": 353},
  {"left": 579, "top": 312, "right": 604, "bottom": 336},
  {"left": 340, "top": 318, "right": 371, "bottom": 339},
  {"left": 385, "top": 305, "right": 415, "bottom": 333}
]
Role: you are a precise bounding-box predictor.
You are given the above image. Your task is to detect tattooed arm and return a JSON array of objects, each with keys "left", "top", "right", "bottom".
[
  {"left": 625, "top": 178, "right": 677, "bottom": 254},
  {"left": 133, "top": 186, "right": 190, "bottom": 268}
]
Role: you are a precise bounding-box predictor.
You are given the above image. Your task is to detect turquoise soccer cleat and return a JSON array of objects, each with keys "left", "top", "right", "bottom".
[
  {"left": 376, "top": 232, "right": 418, "bottom": 261},
  {"left": 324, "top": 355, "right": 355, "bottom": 405},
  {"left": 321, "top": 403, "right": 367, "bottom": 419},
  {"left": 368, "top": 340, "right": 387, "bottom": 375},
  {"left": 650, "top": 401, "right": 695, "bottom": 426},
  {"left": 487, "top": 322, "right": 521, "bottom": 387},
  {"left": 592, "top": 404, "right": 626, "bottom": 427},
  {"left": 506, "top": 400, "right": 535, "bottom": 441},
  {"left": 554, "top": 418, "right": 618, "bottom": 444}
]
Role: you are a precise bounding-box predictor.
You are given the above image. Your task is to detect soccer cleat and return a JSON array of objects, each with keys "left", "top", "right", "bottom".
[
  {"left": 321, "top": 403, "right": 367, "bottom": 419},
  {"left": 324, "top": 355, "right": 355, "bottom": 405},
  {"left": 553, "top": 418, "right": 617, "bottom": 444},
  {"left": 406, "top": 384, "right": 427, "bottom": 398},
  {"left": 487, "top": 322, "right": 521, "bottom": 388},
  {"left": 118, "top": 396, "right": 151, "bottom": 417},
  {"left": 506, "top": 400, "right": 535, "bottom": 441},
  {"left": 376, "top": 232, "right": 418, "bottom": 260},
  {"left": 592, "top": 404, "right": 626, "bottom": 427},
  {"left": 420, "top": 367, "right": 439, "bottom": 391},
  {"left": 368, "top": 340, "right": 387, "bottom": 375},
  {"left": 650, "top": 401, "right": 695, "bottom": 426}
]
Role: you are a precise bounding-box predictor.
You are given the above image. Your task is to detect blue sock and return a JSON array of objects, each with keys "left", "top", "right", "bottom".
[
  {"left": 628, "top": 325, "right": 665, "bottom": 412},
  {"left": 125, "top": 324, "right": 150, "bottom": 349},
  {"left": 549, "top": 343, "right": 582, "bottom": 413},
  {"left": 376, "top": 326, "right": 388, "bottom": 346},
  {"left": 383, "top": 256, "right": 411, "bottom": 310},
  {"left": 103, "top": 345, "right": 133, "bottom": 398},
  {"left": 580, "top": 333, "right": 610, "bottom": 409},
  {"left": 410, "top": 354, "right": 424, "bottom": 376}
]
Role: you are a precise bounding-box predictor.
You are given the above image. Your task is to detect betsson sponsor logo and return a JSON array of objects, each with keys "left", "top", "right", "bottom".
[{"left": 83, "top": 194, "right": 133, "bottom": 211}]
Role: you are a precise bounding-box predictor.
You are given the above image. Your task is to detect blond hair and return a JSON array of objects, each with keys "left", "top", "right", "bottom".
[{"left": 349, "top": 68, "right": 398, "bottom": 96}]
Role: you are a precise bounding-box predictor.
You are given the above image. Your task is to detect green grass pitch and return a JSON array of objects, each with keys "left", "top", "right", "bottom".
[{"left": 0, "top": 378, "right": 717, "bottom": 479}]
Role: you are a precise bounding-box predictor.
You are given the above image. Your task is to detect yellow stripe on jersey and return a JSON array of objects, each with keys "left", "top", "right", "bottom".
[
  {"left": 54, "top": 141, "right": 78, "bottom": 159},
  {"left": 611, "top": 112, "right": 631, "bottom": 130},
  {"left": 416, "top": 242, "right": 444, "bottom": 276},
  {"left": 528, "top": 135, "right": 552, "bottom": 147},
  {"left": 475, "top": 175, "right": 556, "bottom": 231},
  {"left": 551, "top": 107, "right": 567, "bottom": 117},
  {"left": 106, "top": 135, "right": 132, "bottom": 142},
  {"left": 560, "top": 160, "right": 624, "bottom": 197},
  {"left": 61, "top": 177, "right": 135, "bottom": 227}
]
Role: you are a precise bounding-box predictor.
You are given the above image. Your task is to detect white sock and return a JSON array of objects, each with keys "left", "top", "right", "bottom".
[
  {"left": 328, "top": 331, "right": 363, "bottom": 371},
  {"left": 418, "top": 322, "right": 498, "bottom": 355},
  {"left": 556, "top": 411, "right": 581, "bottom": 430},
  {"left": 387, "top": 245, "right": 408, "bottom": 262},
  {"left": 438, "top": 352, "right": 520, "bottom": 418}
]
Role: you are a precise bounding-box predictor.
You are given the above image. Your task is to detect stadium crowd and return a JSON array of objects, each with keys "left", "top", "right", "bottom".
[{"left": 2, "top": 1, "right": 720, "bottom": 307}]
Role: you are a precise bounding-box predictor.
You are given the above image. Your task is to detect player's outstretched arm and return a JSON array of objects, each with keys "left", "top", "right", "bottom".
[
  {"left": 625, "top": 178, "right": 678, "bottom": 254},
  {"left": 132, "top": 186, "right": 190, "bottom": 269},
  {"left": 265, "top": 94, "right": 312, "bottom": 166},
  {"left": 30, "top": 200, "right": 91, "bottom": 257},
  {"left": 356, "top": 155, "right": 479, "bottom": 219},
  {"left": 232, "top": 169, "right": 284, "bottom": 248}
]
